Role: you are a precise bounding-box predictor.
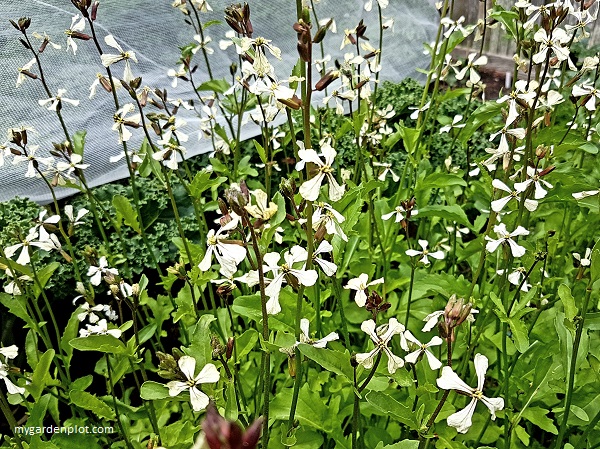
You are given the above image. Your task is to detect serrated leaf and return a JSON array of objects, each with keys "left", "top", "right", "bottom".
[
  {"left": 72, "top": 130, "right": 86, "bottom": 157},
  {"left": 558, "top": 284, "right": 577, "bottom": 322},
  {"left": 508, "top": 317, "right": 529, "bottom": 353},
  {"left": 521, "top": 407, "right": 558, "bottom": 434},
  {"left": 112, "top": 195, "right": 141, "bottom": 234},
  {"left": 189, "top": 171, "right": 227, "bottom": 199},
  {"left": 69, "top": 390, "right": 115, "bottom": 419},
  {"left": 28, "top": 349, "right": 55, "bottom": 401}
]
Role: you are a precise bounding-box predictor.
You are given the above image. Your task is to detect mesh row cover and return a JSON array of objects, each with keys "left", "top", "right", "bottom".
[{"left": 0, "top": 0, "right": 439, "bottom": 203}]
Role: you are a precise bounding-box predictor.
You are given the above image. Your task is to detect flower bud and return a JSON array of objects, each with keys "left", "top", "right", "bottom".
[{"left": 226, "top": 337, "right": 234, "bottom": 360}]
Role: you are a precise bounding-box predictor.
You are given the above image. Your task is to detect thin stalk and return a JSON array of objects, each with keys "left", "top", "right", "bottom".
[
  {"left": 106, "top": 355, "right": 134, "bottom": 449},
  {"left": 0, "top": 390, "right": 24, "bottom": 449},
  {"left": 554, "top": 281, "right": 593, "bottom": 449}
]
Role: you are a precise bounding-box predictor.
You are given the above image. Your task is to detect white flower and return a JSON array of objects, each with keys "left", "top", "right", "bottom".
[
  {"left": 409, "top": 101, "right": 430, "bottom": 120},
  {"left": 4, "top": 231, "right": 52, "bottom": 265},
  {"left": 56, "top": 153, "right": 90, "bottom": 179},
  {"left": 198, "top": 220, "right": 247, "bottom": 274},
  {"left": 373, "top": 161, "right": 400, "bottom": 182},
  {"left": 263, "top": 246, "right": 318, "bottom": 315},
  {"left": 344, "top": 273, "right": 384, "bottom": 307},
  {"left": 497, "top": 267, "right": 531, "bottom": 292},
  {"left": 485, "top": 223, "right": 529, "bottom": 258},
  {"left": 77, "top": 303, "right": 105, "bottom": 323},
  {"left": 573, "top": 248, "right": 592, "bottom": 267},
  {"left": 12, "top": 145, "right": 54, "bottom": 178},
  {"left": 491, "top": 179, "right": 537, "bottom": 212},
  {"left": 364, "top": 0, "right": 388, "bottom": 12},
  {"left": 439, "top": 114, "right": 466, "bottom": 134},
  {"left": 405, "top": 240, "right": 444, "bottom": 265},
  {"left": 80, "top": 319, "right": 122, "bottom": 338},
  {"left": 455, "top": 53, "right": 487, "bottom": 84},
  {"left": 100, "top": 35, "right": 138, "bottom": 82},
  {"left": 0, "top": 345, "right": 19, "bottom": 360},
  {"left": 65, "top": 14, "right": 86, "bottom": 54},
  {"left": 422, "top": 307, "right": 479, "bottom": 332},
  {"left": 382, "top": 204, "right": 418, "bottom": 223},
  {"left": 299, "top": 318, "right": 339, "bottom": 348},
  {"left": 153, "top": 143, "right": 185, "bottom": 170},
  {"left": 38, "top": 88, "right": 80, "bottom": 111},
  {"left": 513, "top": 166, "right": 553, "bottom": 199},
  {"left": 572, "top": 82, "right": 600, "bottom": 111},
  {"left": 3, "top": 269, "right": 31, "bottom": 295},
  {"left": 532, "top": 28, "right": 571, "bottom": 65},
  {"left": 86, "top": 256, "right": 119, "bottom": 286},
  {"left": 244, "top": 189, "right": 278, "bottom": 220},
  {"left": 166, "top": 356, "right": 220, "bottom": 412},
  {"left": 312, "top": 202, "right": 347, "bottom": 242},
  {"left": 0, "top": 345, "right": 24, "bottom": 394},
  {"left": 112, "top": 103, "right": 141, "bottom": 143},
  {"left": 65, "top": 205, "right": 89, "bottom": 226},
  {"left": 16, "top": 58, "right": 36, "bottom": 88},
  {"left": 356, "top": 318, "right": 405, "bottom": 374},
  {"left": 296, "top": 142, "right": 345, "bottom": 202},
  {"left": 312, "top": 240, "right": 338, "bottom": 276},
  {"left": 403, "top": 331, "right": 443, "bottom": 370},
  {"left": 436, "top": 354, "right": 504, "bottom": 433},
  {"left": 572, "top": 190, "right": 599, "bottom": 200}
]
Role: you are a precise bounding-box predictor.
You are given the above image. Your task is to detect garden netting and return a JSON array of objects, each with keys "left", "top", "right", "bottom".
[{"left": 0, "top": 0, "right": 439, "bottom": 203}]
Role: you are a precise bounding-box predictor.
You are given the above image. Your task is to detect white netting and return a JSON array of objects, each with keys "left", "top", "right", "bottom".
[{"left": 0, "top": 0, "right": 439, "bottom": 203}]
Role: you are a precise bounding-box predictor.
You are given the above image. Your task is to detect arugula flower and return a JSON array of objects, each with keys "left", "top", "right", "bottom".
[
  {"left": 344, "top": 273, "right": 384, "bottom": 307},
  {"left": 296, "top": 142, "right": 345, "bottom": 202},
  {"left": 436, "top": 354, "right": 504, "bottom": 433},
  {"left": 166, "top": 356, "right": 220, "bottom": 412},
  {"left": 356, "top": 318, "right": 405, "bottom": 374}
]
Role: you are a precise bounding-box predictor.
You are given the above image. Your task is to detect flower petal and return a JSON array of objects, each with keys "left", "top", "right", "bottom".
[{"left": 447, "top": 398, "right": 478, "bottom": 433}]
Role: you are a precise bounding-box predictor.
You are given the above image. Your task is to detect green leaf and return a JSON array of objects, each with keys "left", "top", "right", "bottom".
[
  {"left": 521, "top": 407, "right": 558, "bottom": 434},
  {"left": 570, "top": 405, "right": 589, "bottom": 422},
  {"left": 398, "top": 126, "right": 420, "bottom": 155},
  {"left": 417, "top": 205, "right": 471, "bottom": 228},
  {"left": 236, "top": 328, "right": 259, "bottom": 359},
  {"left": 375, "top": 441, "right": 419, "bottom": 449},
  {"left": 112, "top": 195, "right": 141, "bottom": 234},
  {"left": 297, "top": 344, "right": 353, "bottom": 381},
  {"left": 189, "top": 171, "right": 227, "bottom": 199},
  {"left": 253, "top": 140, "right": 267, "bottom": 164},
  {"left": 459, "top": 101, "right": 503, "bottom": 146},
  {"left": 558, "top": 284, "right": 577, "bottom": 322},
  {"left": 69, "top": 335, "right": 130, "bottom": 355},
  {"left": 591, "top": 239, "right": 600, "bottom": 284},
  {"left": 418, "top": 172, "right": 467, "bottom": 190},
  {"left": 269, "top": 384, "right": 329, "bottom": 431},
  {"left": 33, "top": 262, "right": 61, "bottom": 299},
  {"left": 140, "top": 381, "right": 170, "bottom": 400},
  {"left": 0, "top": 293, "right": 38, "bottom": 331},
  {"left": 61, "top": 308, "right": 82, "bottom": 370},
  {"left": 507, "top": 317, "right": 529, "bottom": 353},
  {"left": 28, "top": 349, "right": 55, "bottom": 401},
  {"left": 365, "top": 391, "right": 417, "bottom": 429},
  {"left": 72, "top": 130, "right": 86, "bottom": 157},
  {"left": 185, "top": 314, "right": 217, "bottom": 368},
  {"left": 69, "top": 390, "right": 115, "bottom": 419},
  {"left": 225, "top": 380, "right": 238, "bottom": 421},
  {"left": 195, "top": 79, "right": 231, "bottom": 94}
]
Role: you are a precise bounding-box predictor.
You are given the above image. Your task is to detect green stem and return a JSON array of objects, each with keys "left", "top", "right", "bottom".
[
  {"left": 554, "top": 281, "right": 593, "bottom": 449},
  {"left": 0, "top": 390, "right": 24, "bottom": 449}
]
